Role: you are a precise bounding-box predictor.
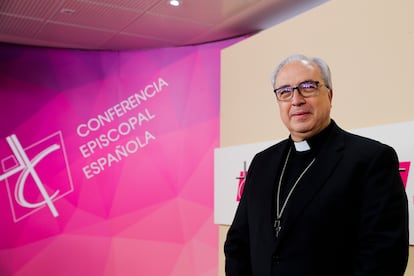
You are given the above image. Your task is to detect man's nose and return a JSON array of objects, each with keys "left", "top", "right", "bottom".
[{"left": 291, "top": 88, "right": 305, "bottom": 105}]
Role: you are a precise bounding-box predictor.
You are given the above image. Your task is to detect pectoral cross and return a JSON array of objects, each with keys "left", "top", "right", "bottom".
[{"left": 274, "top": 219, "right": 281, "bottom": 238}]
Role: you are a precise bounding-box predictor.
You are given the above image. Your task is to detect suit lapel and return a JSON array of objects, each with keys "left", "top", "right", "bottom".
[{"left": 276, "top": 126, "right": 345, "bottom": 243}]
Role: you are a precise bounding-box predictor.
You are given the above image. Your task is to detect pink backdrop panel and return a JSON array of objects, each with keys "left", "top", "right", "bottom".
[{"left": 0, "top": 38, "right": 239, "bottom": 275}]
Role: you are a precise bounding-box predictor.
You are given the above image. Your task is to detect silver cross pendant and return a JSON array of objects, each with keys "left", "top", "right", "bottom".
[{"left": 274, "top": 219, "right": 281, "bottom": 238}]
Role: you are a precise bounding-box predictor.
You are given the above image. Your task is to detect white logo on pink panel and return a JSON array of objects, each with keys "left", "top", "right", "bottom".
[
  {"left": 0, "top": 132, "right": 73, "bottom": 222},
  {"left": 235, "top": 161, "right": 247, "bottom": 202}
]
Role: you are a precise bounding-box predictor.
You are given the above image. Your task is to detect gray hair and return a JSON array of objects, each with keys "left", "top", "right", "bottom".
[{"left": 271, "top": 54, "right": 332, "bottom": 90}]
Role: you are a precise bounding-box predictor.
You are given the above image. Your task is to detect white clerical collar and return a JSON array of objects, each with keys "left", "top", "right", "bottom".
[{"left": 294, "top": 140, "right": 311, "bottom": 152}]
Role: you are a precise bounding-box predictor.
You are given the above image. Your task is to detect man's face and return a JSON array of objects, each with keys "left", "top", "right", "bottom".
[{"left": 274, "top": 60, "right": 333, "bottom": 141}]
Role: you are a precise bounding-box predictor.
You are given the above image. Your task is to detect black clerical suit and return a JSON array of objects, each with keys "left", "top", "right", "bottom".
[{"left": 224, "top": 120, "right": 409, "bottom": 276}]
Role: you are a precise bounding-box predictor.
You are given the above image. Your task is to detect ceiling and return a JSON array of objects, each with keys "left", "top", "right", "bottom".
[{"left": 0, "top": 0, "right": 327, "bottom": 51}]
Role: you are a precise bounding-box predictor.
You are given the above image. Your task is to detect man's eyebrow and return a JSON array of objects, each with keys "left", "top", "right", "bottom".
[
  {"left": 299, "top": 79, "right": 316, "bottom": 84},
  {"left": 276, "top": 79, "right": 315, "bottom": 89},
  {"left": 275, "top": 84, "right": 291, "bottom": 89}
]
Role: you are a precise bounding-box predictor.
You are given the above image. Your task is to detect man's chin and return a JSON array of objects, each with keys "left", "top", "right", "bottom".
[
  {"left": 290, "top": 125, "right": 313, "bottom": 140},
  {"left": 291, "top": 122, "right": 312, "bottom": 132}
]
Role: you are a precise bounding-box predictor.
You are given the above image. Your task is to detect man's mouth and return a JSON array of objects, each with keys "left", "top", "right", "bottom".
[{"left": 291, "top": 111, "right": 310, "bottom": 117}]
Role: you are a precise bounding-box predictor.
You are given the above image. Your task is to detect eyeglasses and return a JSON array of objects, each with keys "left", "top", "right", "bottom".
[{"left": 273, "top": 80, "right": 328, "bottom": 101}]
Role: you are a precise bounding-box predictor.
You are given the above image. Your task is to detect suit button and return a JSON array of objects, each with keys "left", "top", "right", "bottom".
[{"left": 272, "top": 255, "right": 280, "bottom": 264}]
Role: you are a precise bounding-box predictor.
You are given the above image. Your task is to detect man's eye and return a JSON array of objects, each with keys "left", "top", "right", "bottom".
[
  {"left": 300, "top": 82, "right": 317, "bottom": 89},
  {"left": 279, "top": 88, "right": 292, "bottom": 95}
]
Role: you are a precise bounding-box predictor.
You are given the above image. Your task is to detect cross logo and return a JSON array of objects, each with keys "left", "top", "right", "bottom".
[{"left": 0, "top": 132, "right": 73, "bottom": 222}]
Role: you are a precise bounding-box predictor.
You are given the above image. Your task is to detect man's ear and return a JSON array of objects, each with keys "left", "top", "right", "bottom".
[{"left": 328, "top": 89, "right": 333, "bottom": 102}]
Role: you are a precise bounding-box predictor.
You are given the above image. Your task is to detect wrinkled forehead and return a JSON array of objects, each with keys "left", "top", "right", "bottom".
[{"left": 275, "top": 60, "right": 322, "bottom": 87}]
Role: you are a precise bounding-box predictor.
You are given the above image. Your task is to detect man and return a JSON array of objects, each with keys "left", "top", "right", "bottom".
[{"left": 224, "top": 54, "right": 409, "bottom": 275}]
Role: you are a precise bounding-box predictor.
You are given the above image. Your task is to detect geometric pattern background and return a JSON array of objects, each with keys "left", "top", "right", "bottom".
[{"left": 0, "top": 39, "right": 239, "bottom": 275}]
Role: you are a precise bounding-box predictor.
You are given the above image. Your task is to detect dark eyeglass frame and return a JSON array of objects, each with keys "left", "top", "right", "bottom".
[{"left": 273, "top": 80, "right": 328, "bottom": 101}]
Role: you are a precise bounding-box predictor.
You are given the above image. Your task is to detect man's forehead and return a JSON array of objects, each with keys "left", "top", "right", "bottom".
[{"left": 275, "top": 60, "right": 320, "bottom": 85}]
